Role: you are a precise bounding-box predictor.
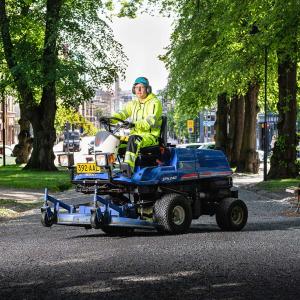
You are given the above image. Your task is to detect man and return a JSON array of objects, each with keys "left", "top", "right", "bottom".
[{"left": 113, "top": 77, "right": 162, "bottom": 171}]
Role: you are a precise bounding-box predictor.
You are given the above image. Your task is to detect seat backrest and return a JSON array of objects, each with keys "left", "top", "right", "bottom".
[{"left": 159, "top": 115, "right": 167, "bottom": 146}]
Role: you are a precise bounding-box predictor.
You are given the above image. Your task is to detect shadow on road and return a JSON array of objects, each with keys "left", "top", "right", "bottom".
[
  {"left": 67, "top": 218, "right": 300, "bottom": 240},
  {"left": 1, "top": 262, "right": 299, "bottom": 300}
]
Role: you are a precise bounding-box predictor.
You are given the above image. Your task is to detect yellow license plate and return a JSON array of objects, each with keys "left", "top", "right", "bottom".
[{"left": 76, "top": 163, "right": 102, "bottom": 174}]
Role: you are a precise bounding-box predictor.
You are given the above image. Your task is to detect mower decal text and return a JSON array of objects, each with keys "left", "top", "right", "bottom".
[{"left": 161, "top": 175, "right": 177, "bottom": 182}]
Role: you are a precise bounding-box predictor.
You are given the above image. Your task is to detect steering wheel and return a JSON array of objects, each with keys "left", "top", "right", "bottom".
[{"left": 99, "top": 116, "right": 134, "bottom": 133}]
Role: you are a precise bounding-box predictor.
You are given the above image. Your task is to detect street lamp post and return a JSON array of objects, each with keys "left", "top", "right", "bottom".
[
  {"left": 263, "top": 46, "right": 268, "bottom": 181},
  {"left": 1, "top": 88, "right": 6, "bottom": 166}
]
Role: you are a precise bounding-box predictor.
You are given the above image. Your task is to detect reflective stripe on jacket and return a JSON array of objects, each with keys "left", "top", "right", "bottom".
[{"left": 113, "top": 93, "right": 162, "bottom": 138}]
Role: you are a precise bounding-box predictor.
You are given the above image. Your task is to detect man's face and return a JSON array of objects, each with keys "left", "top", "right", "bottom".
[{"left": 134, "top": 84, "right": 147, "bottom": 99}]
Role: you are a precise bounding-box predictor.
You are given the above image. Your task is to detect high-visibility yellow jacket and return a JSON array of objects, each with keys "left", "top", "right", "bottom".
[{"left": 113, "top": 93, "right": 162, "bottom": 138}]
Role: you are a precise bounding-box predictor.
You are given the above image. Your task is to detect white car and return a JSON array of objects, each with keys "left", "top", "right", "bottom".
[
  {"left": 0, "top": 145, "right": 16, "bottom": 165},
  {"left": 198, "top": 142, "right": 216, "bottom": 150},
  {"left": 0, "top": 145, "right": 13, "bottom": 157},
  {"left": 257, "top": 150, "right": 264, "bottom": 161},
  {"left": 176, "top": 143, "right": 203, "bottom": 149}
]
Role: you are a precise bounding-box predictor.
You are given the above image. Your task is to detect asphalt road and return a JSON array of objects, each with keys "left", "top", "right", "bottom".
[{"left": 0, "top": 182, "right": 300, "bottom": 299}]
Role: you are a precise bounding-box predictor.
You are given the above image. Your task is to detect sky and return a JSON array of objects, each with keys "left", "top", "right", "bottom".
[{"left": 111, "top": 15, "right": 173, "bottom": 93}]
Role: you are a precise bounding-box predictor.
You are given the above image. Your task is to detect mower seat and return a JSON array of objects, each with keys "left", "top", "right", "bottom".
[
  {"left": 139, "top": 115, "right": 167, "bottom": 156},
  {"left": 136, "top": 116, "right": 167, "bottom": 167}
]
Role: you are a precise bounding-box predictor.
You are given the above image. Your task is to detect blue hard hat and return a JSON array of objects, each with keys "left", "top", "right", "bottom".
[{"left": 134, "top": 77, "right": 149, "bottom": 86}]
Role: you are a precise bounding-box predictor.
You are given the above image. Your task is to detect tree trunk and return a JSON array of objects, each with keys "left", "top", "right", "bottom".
[
  {"left": 237, "top": 83, "right": 260, "bottom": 173},
  {"left": 25, "top": 107, "right": 57, "bottom": 170},
  {"left": 268, "top": 56, "right": 298, "bottom": 179},
  {"left": 227, "top": 95, "right": 245, "bottom": 166},
  {"left": 214, "top": 93, "right": 228, "bottom": 153},
  {"left": 12, "top": 115, "right": 33, "bottom": 164},
  {"left": 22, "top": 0, "right": 62, "bottom": 170}
]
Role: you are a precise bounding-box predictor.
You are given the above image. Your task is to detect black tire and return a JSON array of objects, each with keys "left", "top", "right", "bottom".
[
  {"left": 101, "top": 226, "right": 134, "bottom": 236},
  {"left": 154, "top": 193, "right": 192, "bottom": 234},
  {"left": 216, "top": 198, "right": 248, "bottom": 231},
  {"left": 90, "top": 212, "right": 102, "bottom": 229},
  {"left": 41, "top": 211, "right": 53, "bottom": 227}
]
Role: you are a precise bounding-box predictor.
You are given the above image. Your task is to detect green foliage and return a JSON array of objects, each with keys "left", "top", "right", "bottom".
[
  {"left": 55, "top": 105, "right": 97, "bottom": 136},
  {"left": 57, "top": 0, "right": 128, "bottom": 106},
  {"left": 276, "top": 135, "right": 288, "bottom": 151},
  {"left": 149, "top": 0, "right": 300, "bottom": 116},
  {"left": 166, "top": 103, "right": 193, "bottom": 140},
  {"left": 0, "top": 0, "right": 127, "bottom": 106}
]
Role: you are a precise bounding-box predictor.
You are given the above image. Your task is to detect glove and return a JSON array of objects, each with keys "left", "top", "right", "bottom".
[
  {"left": 123, "top": 121, "right": 135, "bottom": 129},
  {"left": 111, "top": 113, "right": 121, "bottom": 124},
  {"left": 135, "top": 120, "right": 150, "bottom": 131}
]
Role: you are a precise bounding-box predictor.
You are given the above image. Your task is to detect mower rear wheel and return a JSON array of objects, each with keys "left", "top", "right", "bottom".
[
  {"left": 41, "top": 211, "right": 53, "bottom": 227},
  {"left": 216, "top": 198, "right": 248, "bottom": 231},
  {"left": 154, "top": 193, "right": 192, "bottom": 234},
  {"left": 101, "top": 226, "right": 134, "bottom": 236}
]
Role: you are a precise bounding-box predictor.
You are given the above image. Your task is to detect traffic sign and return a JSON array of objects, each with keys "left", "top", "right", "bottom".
[
  {"left": 187, "top": 120, "right": 194, "bottom": 133},
  {"left": 203, "top": 120, "right": 215, "bottom": 126}
]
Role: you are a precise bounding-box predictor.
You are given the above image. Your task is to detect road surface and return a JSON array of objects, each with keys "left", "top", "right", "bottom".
[{"left": 0, "top": 177, "right": 299, "bottom": 299}]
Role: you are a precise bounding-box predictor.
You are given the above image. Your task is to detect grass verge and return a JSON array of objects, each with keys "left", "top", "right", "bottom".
[
  {"left": 0, "top": 165, "right": 72, "bottom": 191},
  {"left": 256, "top": 178, "right": 300, "bottom": 192}
]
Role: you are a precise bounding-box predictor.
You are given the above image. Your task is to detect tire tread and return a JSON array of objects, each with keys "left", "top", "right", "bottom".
[{"left": 154, "top": 193, "right": 192, "bottom": 234}]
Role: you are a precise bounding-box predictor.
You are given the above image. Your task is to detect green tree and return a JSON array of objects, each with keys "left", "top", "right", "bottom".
[
  {"left": 0, "top": 0, "right": 126, "bottom": 170},
  {"left": 55, "top": 105, "right": 97, "bottom": 137}
]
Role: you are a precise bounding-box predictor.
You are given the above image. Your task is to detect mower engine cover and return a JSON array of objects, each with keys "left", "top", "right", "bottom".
[{"left": 129, "top": 148, "right": 232, "bottom": 185}]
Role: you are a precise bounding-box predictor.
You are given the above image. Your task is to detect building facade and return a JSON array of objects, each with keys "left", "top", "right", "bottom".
[
  {"left": 0, "top": 95, "right": 18, "bottom": 146},
  {"left": 79, "top": 89, "right": 114, "bottom": 128}
]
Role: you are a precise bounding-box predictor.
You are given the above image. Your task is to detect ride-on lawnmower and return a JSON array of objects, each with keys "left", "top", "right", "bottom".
[{"left": 41, "top": 117, "right": 248, "bottom": 235}]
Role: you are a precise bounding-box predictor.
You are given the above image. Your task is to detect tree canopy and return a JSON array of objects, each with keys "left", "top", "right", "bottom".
[{"left": 123, "top": 0, "right": 300, "bottom": 177}]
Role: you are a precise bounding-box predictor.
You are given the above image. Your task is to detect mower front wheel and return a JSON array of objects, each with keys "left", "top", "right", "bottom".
[
  {"left": 41, "top": 211, "right": 54, "bottom": 227},
  {"left": 154, "top": 193, "right": 192, "bottom": 234},
  {"left": 90, "top": 212, "right": 102, "bottom": 229}
]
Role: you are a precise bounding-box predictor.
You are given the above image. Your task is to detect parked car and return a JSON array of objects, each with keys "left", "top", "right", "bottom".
[
  {"left": 198, "top": 142, "right": 216, "bottom": 150},
  {"left": 257, "top": 150, "right": 264, "bottom": 162},
  {"left": 63, "top": 131, "right": 81, "bottom": 152},
  {"left": 0, "top": 145, "right": 16, "bottom": 165},
  {"left": 0, "top": 145, "right": 13, "bottom": 156},
  {"left": 176, "top": 143, "right": 203, "bottom": 149},
  {"left": 88, "top": 139, "right": 95, "bottom": 155}
]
